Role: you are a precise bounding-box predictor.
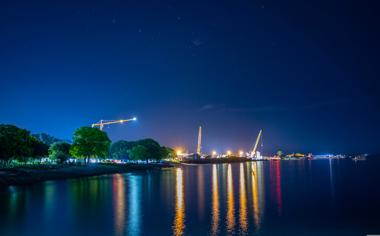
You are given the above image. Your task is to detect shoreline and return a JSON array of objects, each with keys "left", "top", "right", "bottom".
[
  {"left": 0, "top": 157, "right": 361, "bottom": 187},
  {"left": 0, "top": 163, "right": 173, "bottom": 187},
  {"left": 0, "top": 158, "right": 255, "bottom": 187},
  {"left": 181, "top": 157, "right": 259, "bottom": 164}
]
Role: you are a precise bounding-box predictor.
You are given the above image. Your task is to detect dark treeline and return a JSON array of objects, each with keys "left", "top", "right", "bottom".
[{"left": 0, "top": 124, "right": 175, "bottom": 168}]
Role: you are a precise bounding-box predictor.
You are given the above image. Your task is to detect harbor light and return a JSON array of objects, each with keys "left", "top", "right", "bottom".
[
  {"left": 239, "top": 150, "right": 244, "bottom": 157},
  {"left": 227, "top": 150, "right": 232, "bottom": 156},
  {"left": 212, "top": 150, "right": 217, "bottom": 157}
]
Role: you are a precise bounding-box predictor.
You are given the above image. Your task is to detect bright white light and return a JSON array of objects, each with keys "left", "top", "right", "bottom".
[
  {"left": 212, "top": 150, "right": 217, "bottom": 156},
  {"left": 227, "top": 150, "right": 232, "bottom": 156},
  {"left": 132, "top": 117, "right": 137, "bottom": 121}
]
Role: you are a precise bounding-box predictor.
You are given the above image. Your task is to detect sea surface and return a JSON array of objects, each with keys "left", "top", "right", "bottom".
[{"left": 1, "top": 158, "right": 380, "bottom": 236}]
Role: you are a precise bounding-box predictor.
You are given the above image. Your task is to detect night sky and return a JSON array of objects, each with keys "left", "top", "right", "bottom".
[{"left": 1, "top": 0, "right": 379, "bottom": 154}]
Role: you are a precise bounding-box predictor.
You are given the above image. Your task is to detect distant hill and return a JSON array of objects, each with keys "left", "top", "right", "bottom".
[{"left": 32, "top": 133, "right": 71, "bottom": 146}]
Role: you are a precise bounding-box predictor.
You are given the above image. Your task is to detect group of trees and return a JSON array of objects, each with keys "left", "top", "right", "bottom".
[
  {"left": 0, "top": 124, "right": 50, "bottom": 166},
  {"left": 0, "top": 124, "right": 174, "bottom": 167},
  {"left": 110, "top": 139, "right": 175, "bottom": 163},
  {"left": 70, "top": 127, "right": 111, "bottom": 164}
]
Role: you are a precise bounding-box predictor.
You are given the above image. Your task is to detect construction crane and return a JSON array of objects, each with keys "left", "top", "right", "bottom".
[
  {"left": 197, "top": 126, "right": 202, "bottom": 155},
  {"left": 91, "top": 117, "right": 137, "bottom": 131},
  {"left": 249, "top": 129, "right": 263, "bottom": 159}
]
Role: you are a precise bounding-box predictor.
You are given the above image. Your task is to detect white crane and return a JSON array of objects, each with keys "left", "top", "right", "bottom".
[
  {"left": 197, "top": 126, "right": 202, "bottom": 155},
  {"left": 91, "top": 117, "right": 137, "bottom": 131},
  {"left": 249, "top": 129, "right": 263, "bottom": 159}
]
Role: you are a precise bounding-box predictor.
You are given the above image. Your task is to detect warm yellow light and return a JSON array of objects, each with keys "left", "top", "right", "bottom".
[
  {"left": 212, "top": 150, "right": 217, "bottom": 156},
  {"left": 239, "top": 150, "right": 244, "bottom": 156},
  {"left": 227, "top": 150, "right": 232, "bottom": 156},
  {"left": 120, "top": 120, "right": 124, "bottom": 123},
  {"left": 176, "top": 150, "right": 182, "bottom": 156}
]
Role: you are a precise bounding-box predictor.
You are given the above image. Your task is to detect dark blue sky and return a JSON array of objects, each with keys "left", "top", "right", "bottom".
[{"left": 1, "top": 0, "right": 379, "bottom": 154}]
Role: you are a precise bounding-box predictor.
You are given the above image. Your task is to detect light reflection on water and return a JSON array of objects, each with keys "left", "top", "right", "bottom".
[
  {"left": 1, "top": 160, "right": 380, "bottom": 236},
  {"left": 128, "top": 175, "right": 141, "bottom": 236},
  {"left": 269, "top": 161, "right": 282, "bottom": 216},
  {"left": 239, "top": 163, "right": 248, "bottom": 234},
  {"left": 197, "top": 165, "right": 205, "bottom": 221},
  {"left": 173, "top": 168, "right": 185, "bottom": 236},
  {"left": 251, "top": 162, "right": 264, "bottom": 231},
  {"left": 211, "top": 164, "right": 220, "bottom": 236},
  {"left": 112, "top": 174, "right": 125, "bottom": 236},
  {"left": 43, "top": 182, "right": 56, "bottom": 224},
  {"left": 226, "top": 164, "right": 235, "bottom": 234}
]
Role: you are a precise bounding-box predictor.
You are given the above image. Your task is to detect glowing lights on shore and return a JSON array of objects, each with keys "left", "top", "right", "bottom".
[
  {"left": 176, "top": 150, "right": 182, "bottom": 156},
  {"left": 173, "top": 147, "right": 250, "bottom": 158}
]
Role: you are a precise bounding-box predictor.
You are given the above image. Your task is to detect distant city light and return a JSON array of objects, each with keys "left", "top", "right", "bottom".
[
  {"left": 176, "top": 150, "right": 182, "bottom": 156},
  {"left": 239, "top": 150, "right": 244, "bottom": 156},
  {"left": 132, "top": 117, "right": 137, "bottom": 121},
  {"left": 227, "top": 150, "right": 232, "bottom": 156},
  {"left": 212, "top": 150, "right": 217, "bottom": 156}
]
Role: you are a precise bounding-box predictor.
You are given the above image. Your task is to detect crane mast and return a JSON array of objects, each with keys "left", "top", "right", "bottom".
[
  {"left": 91, "top": 117, "right": 137, "bottom": 131},
  {"left": 250, "top": 129, "right": 263, "bottom": 158},
  {"left": 197, "top": 126, "right": 202, "bottom": 155}
]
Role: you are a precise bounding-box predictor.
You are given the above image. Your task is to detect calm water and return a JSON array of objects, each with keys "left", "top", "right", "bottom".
[{"left": 1, "top": 158, "right": 380, "bottom": 236}]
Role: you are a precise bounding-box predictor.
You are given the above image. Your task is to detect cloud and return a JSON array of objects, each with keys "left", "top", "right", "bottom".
[
  {"left": 197, "top": 103, "right": 284, "bottom": 113},
  {"left": 198, "top": 104, "right": 225, "bottom": 112},
  {"left": 192, "top": 38, "right": 204, "bottom": 47},
  {"left": 198, "top": 99, "right": 351, "bottom": 114}
]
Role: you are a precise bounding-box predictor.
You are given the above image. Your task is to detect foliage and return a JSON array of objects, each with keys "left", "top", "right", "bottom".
[
  {"left": 160, "top": 146, "right": 175, "bottom": 160},
  {"left": 32, "top": 133, "right": 62, "bottom": 146},
  {"left": 49, "top": 142, "right": 71, "bottom": 163},
  {"left": 70, "top": 127, "right": 111, "bottom": 162},
  {"left": 110, "top": 139, "right": 171, "bottom": 162},
  {"left": 128, "top": 145, "right": 149, "bottom": 162},
  {"left": 110, "top": 140, "right": 136, "bottom": 159},
  {"left": 0, "top": 124, "right": 34, "bottom": 163},
  {"left": 0, "top": 123, "right": 173, "bottom": 166},
  {"left": 135, "top": 138, "right": 162, "bottom": 161},
  {"left": 30, "top": 137, "right": 49, "bottom": 158}
]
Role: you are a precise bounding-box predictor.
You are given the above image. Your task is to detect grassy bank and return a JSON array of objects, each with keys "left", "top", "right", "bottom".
[{"left": 0, "top": 163, "right": 173, "bottom": 187}]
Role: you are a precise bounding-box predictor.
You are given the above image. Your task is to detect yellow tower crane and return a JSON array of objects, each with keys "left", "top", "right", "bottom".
[{"left": 91, "top": 117, "right": 137, "bottom": 131}]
